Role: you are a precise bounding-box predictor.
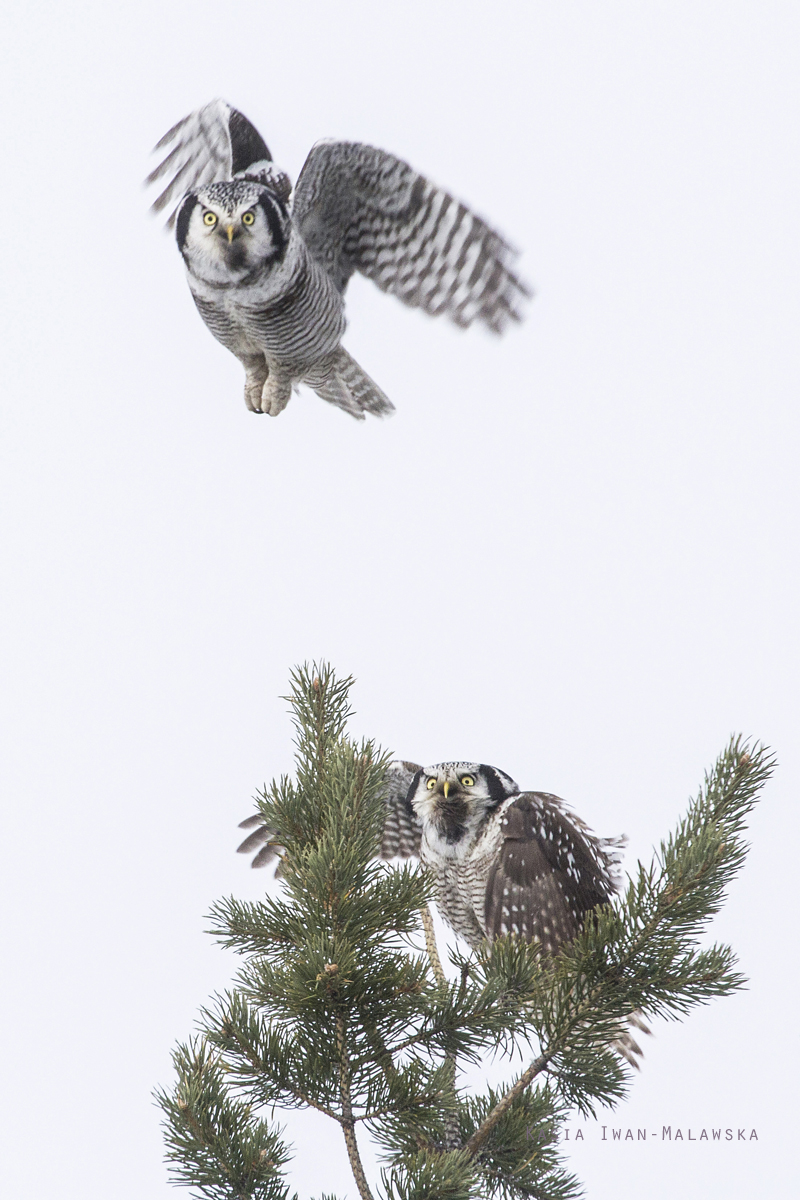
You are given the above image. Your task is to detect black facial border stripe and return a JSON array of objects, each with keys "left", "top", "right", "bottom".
[
  {"left": 175, "top": 193, "right": 199, "bottom": 254},
  {"left": 256, "top": 192, "right": 289, "bottom": 257},
  {"left": 405, "top": 769, "right": 424, "bottom": 808},
  {"left": 481, "top": 765, "right": 512, "bottom": 808}
]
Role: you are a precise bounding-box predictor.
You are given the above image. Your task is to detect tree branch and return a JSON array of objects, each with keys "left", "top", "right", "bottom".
[
  {"left": 420, "top": 905, "right": 446, "bottom": 986},
  {"left": 419, "top": 906, "right": 462, "bottom": 1150},
  {"left": 336, "top": 1016, "right": 375, "bottom": 1200},
  {"left": 291, "top": 1089, "right": 339, "bottom": 1122},
  {"left": 221, "top": 1014, "right": 340, "bottom": 1121},
  {"left": 465, "top": 749, "right": 766, "bottom": 1158},
  {"left": 361, "top": 1017, "right": 400, "bottom": 1088},
  {"left": 465, "top": 1050, "right": 552, "bottom": 1156}
]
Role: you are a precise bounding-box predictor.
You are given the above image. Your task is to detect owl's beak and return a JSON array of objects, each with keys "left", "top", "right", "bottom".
[
  {"left": 442, "top": 780, "right": 450, "bottom": 799},
  {"left": 226, "top": 224, "right": 235, "bottom": 243}
]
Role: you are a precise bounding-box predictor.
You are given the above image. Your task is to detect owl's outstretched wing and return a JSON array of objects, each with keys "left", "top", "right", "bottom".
[
  {"left": 484, "top": 792, "right": 625, "bottom": 955},
  {"left": 146, "top": 99, "right": 290, "bottom": 227},
  {"left": 293, "top": 141, "right": 531, "bottom": 332},
  {"left": 237, "top": 758, "right": 423, "bottom": 873}
]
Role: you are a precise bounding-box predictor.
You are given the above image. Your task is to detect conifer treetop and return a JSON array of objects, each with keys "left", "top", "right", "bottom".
[{"left": 157, "top": 662, "right": 773, "bottom": 1200}]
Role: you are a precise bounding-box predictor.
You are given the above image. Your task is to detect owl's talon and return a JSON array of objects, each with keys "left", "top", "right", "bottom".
[
  {"left": 260, "top": 375, "right": 291, "bottom": 417},
  {"left": 244, "top": 363, "right": 269, "bottom": 413}
]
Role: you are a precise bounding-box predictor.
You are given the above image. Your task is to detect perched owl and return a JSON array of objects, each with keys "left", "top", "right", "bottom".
[
  {"left": 239, "top": 757, "right": 644, "bottom": 1060},
  {"left": 147, "top": 99, "right": 530, "bottom": 419},
  {"left": 407, "top": 761, "right": 647, "bottom": 1064},
  {"left": 405, "top": 762, "right": 625, "bottom": 955},
  {"left": 238, "top": 757, "right": 623, "bottom": 955}
]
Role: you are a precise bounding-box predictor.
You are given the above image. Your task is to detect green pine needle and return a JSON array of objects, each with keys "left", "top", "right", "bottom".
[{"left": 156, "top": 664, "right": 773, "bottom": 1200}]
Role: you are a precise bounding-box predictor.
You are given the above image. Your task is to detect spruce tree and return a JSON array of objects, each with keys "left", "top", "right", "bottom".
[{"left": 157, "top": 663, "right": 773, "bottom": 1200}]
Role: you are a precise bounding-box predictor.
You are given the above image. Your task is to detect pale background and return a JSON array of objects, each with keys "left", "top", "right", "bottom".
[{"left": 1, "top": 2, "right": 798, "bottom": 1196}]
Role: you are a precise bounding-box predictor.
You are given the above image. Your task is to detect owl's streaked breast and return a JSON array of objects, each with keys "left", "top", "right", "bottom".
[
  {"left": 186, "top": 235, "right": 346, "bottom": 369},
  {"left": 421, "top": 796, "right": 509, "bottom": 946}
]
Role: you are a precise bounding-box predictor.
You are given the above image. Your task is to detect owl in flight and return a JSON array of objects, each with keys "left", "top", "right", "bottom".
[{"left": 147, "top": 100, "right": 530, "bottom": 419}]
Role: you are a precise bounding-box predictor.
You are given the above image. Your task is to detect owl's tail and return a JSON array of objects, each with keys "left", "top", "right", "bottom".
[{"left": 308, "top": 347, "right": 395, "bottom": 420}]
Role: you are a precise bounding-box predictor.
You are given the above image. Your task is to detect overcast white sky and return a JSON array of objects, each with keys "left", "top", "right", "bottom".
[{"left": 1, "top": 2, "right": 798, "bottom": 1197}]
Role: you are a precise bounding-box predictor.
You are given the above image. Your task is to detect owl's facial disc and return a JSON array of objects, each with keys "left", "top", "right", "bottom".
[
  {"left": 411, "top": 763, "right": 488, "bottom": 844},
  {"left": 191, "top": 203, "right": 258, "bottom": 271},
  {"left": 412, "top": 763, "right": 519, "bottom": 849},
  {"left": 179, "top": 180, "right": 289, "bottom": 281}
]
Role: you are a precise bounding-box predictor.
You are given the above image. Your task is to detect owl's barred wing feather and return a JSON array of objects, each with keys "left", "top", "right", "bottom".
[
  {"left": 237, "top": 758, "right": 422, "bottom": 872},
  {"left": 484, "top": 792, "right": 625, "bottom": 954},
  {"left": 147, "top": 99, "right": 286, "bottom": 227},
  {"left": 235, "top": 812, "right": 281, "bottom": 870},
  {"left": 379, "top": 760, "right": 424, "bottom": 859},
  {"left": 293, "top": 141, "right": 531, "bottom": 332}
]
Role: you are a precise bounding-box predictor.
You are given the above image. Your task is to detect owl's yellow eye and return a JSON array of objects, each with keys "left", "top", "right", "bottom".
[
  {"left": 461, "top": 775, "right": 475, "bottom": 788},
  {"left": 203, "top": 211, "right": 217, "bottom": 227},
  {"left": 241, "top": 211, "right": 256, "bottom": 226},
  {"left": 426, "top": 777, "right": 437, "bottom": 791}
]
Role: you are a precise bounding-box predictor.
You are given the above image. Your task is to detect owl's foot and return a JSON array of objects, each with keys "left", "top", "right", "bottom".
[
  {"left": 260, "top": 373, "right": 292, "bottom": 417},
  {"left": 243, "top": 363, "right": 269, "bottom": 413}
]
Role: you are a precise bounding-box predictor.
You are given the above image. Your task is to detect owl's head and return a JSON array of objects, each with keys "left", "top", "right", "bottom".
[
  {"left": 408, "top": 761, "right": 519, "bottom": 844},
  {"left": 175, "top": 179, "right": 291, "bottom": 276}
]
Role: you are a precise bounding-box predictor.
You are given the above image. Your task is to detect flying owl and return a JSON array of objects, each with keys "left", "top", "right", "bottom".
[{"left": 147, "top": 99, "right": 530, "bottom": 419}]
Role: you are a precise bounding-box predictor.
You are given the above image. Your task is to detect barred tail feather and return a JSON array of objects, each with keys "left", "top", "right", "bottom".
[
  {"left": 309, "top": 347, "right": 395, "bottom": 420},
  {"left": 612, "top": 1013, "right": 652, "bottom": 1068}
]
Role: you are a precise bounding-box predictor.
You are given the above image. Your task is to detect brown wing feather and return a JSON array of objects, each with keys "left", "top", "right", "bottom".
[{"left": 485, "top": 792, "right": 624, "bottom": 954}]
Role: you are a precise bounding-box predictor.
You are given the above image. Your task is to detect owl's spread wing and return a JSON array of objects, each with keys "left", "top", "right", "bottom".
[
  {"left": 292, "top": 141, "right": 530, "bottom": 332},
  {"left": 484, "top": 792, "right": 625, "bottom": 954},
  {"left": 237, "top": 758, "right": 423, "bottom": 872},
  {"left": 146, "top": 99, "right": 288, "bottom": 227}
]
